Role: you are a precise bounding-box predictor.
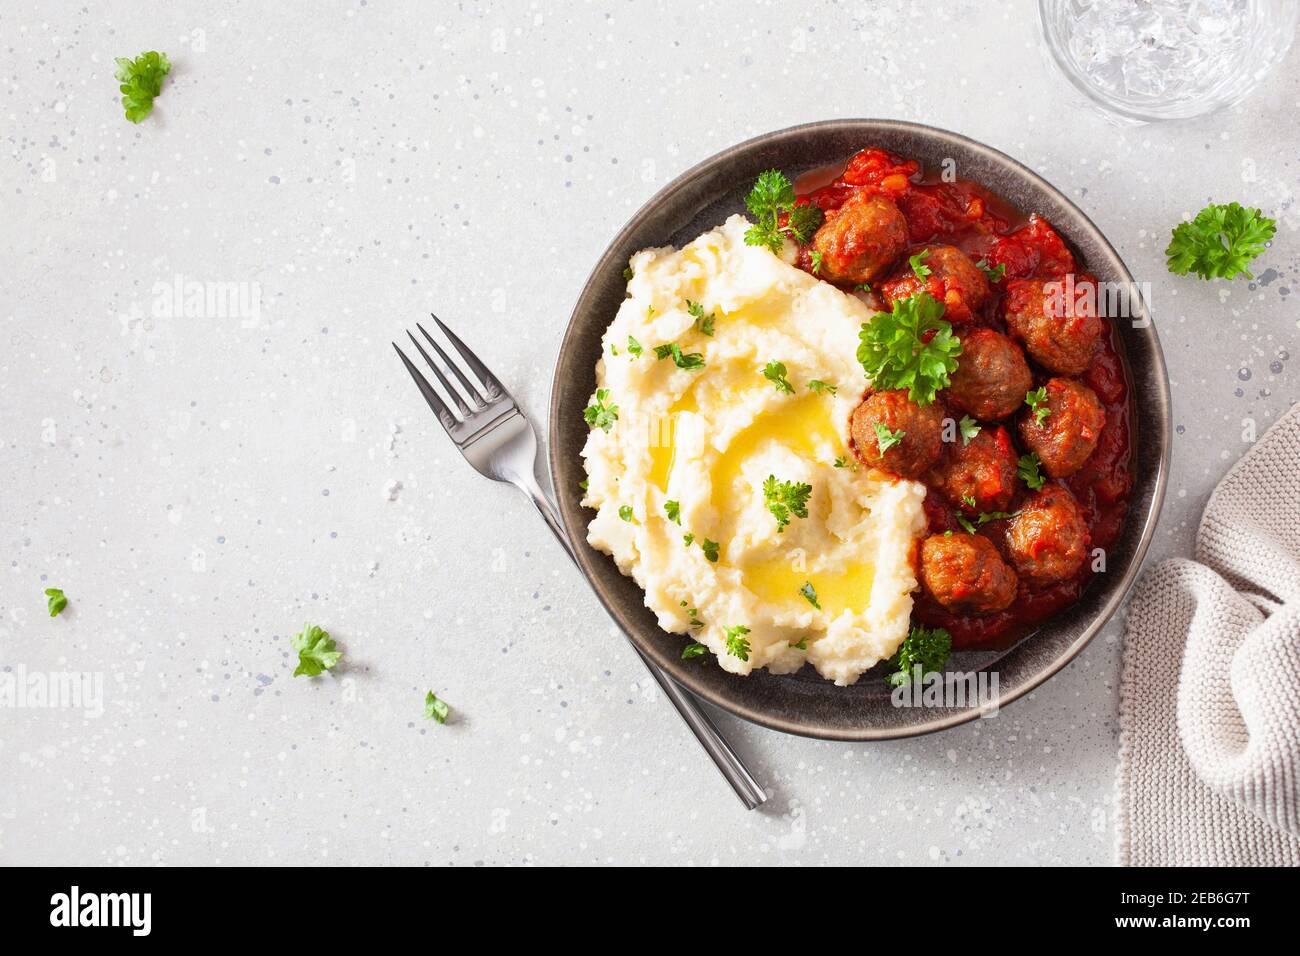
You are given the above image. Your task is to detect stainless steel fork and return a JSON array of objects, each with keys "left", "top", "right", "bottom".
[{"left": 394, "top": 316, "right": 767, "bottom": 810}]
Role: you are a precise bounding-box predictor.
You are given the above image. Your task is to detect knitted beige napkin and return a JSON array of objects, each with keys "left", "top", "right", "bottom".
[{"left": 1117, "top": 402, "right": 1300, "bottom": 866}]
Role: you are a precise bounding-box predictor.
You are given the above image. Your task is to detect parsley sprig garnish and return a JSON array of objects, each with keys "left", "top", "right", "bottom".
[
  {"left": 958, "top": 415, "right": 981, "bottom": 445},
  {"left": 762, "top": 475, "right": 812, "bottom": 532},
  {"left": 583, "top": 388, "right": 619, "bottom": 432},
  {"left": 872, "top": 422, "right": 906, "bottom": 452},
  {"left": 115, "top": 51, "right": 171, "bottom": 123},
  {"left": 654, "top": 343, "right": 705, "bottom": 370},
  {"left": 975, "top": 258, "right": 1006, "bottom": 283},
  {"left": 1166, "top": 202, "right": 1276, "bottom": 281},
  {"left": 856, "top": 292, "right": 961, "bottom": 406},
  {"left": 743, "top": 170, "right": 824, "bottom": 253},
  {"left": 762, "top": 360, "right": 795, "bottom": 394},
  {"left": 723, "top": 624, "right": 752, "bottom": 661},
  {"left": 885, "top": 625, "right": 952, "bottom": 688},
  {"left": 909, "top": 249, "right": 932, "bottom": 282},
  {"left": 685, "top": 299, "right": 716, "bottom": 336},
  {"left": 1025, "top": 386, "right": 1051, "bottom": 426},
  {"left": 1018, "top": 452, "right": 1046, "bottom": 490}
]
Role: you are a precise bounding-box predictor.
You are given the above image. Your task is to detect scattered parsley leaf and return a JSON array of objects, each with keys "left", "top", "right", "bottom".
[
  {"left": 955, "top": 513, "right": 977, "bottom": 534},
  {"left": 810, "top": 250, "right": 825, "bottom": 275},
  {"left": 1025, "top": 386, "right": 1050, "bottom": 425},
  {"left": 682, "top": 642, "right": 708, "bottom": 660},
  {"left": 610, "top": 343, "right": 619, "bottom": 355},
  {"left": 701, "top": 538, "right": 720, "bottom": 562},
  {"left": 909, "top": 248, "right": 932, "bottom": 282},
  {"left": 1018, "top": 452, "right": 1046, "bottom": 490},
  {"left": 292, "top": 623, "right": 342, "bottom": 678},
  {"left": 723, "top": 624, "right": 752, "bottom": 661},
  {"left": 885, "top": 625, "right": 952, "bottom": 688},
  {"left": 579, "top": 478, "right": 589, "bottom": 491},
  {"left": 583, "top": 388, "right": 618, "bottom": 432},
  {"left": 854, "top": 282, "right": 873, "bottom": 293},
  {"left": 762, "top": 360, "right": 795, "bottom": 394},
  {"left": 856, "top": 292, "right": 962, "bottom": 406},
  {"left": 683, "top": 532, "right": 696, "bottom": 547},
  {"left": 1166, "top": 201, "right": 1277, "bottom": 281},
  {"left": 961, "top": 494, "right": 977, "bottom": 511},
  {"left": 959, "top": 414, "right": 981, "bottom": 445},
  {"left": 424, "top": 690, "right": 451, "bottom": 724},
  {"left": 954, "top": 504, "right": 1016, "bottom": 533},
  {"left": 115, "top": 51, "right": 170, "bottom": 124},
  {"left": 664, "top": 500, "right": 681, "bottom": 524},
  {"left": 653, "top": 342, "right": 706, "bottom": 370},
  {"left": 790, "top": 637, "right": 809, "bottom": 650},
  {"left": 623, "top": 266, "right": 634, "bottom": 281},
  {"left": 618, "top": 505, "right": 635, "bottom": 522},
  {"left": 872, "top": 422, "right": 906, "bottom": 452},
  {"left": 627, "top": 335, "right": 643, "bottom": 357},
  {"left": 833, "top": 456, "right": 848, "bottom": 468},
  {"left": 762, "top": 475, "right": 812, "bottom": 532},
  {"left": 45, "top": 587, "right": 68, "bottom": 617},
  {"left": 685, "top": 299, "right": 716, "bottom": 336},
  {"left": 799, "top": 581, "right": 821, "bottom": 609},
  {"left": 687, "top": 607, "right": 704, "bottom": 627},
  {"left": 976, "top": 258, "right": 1006, "bottom": 283},
  {"left": 807, "top": 379, "right": 837, "bottom": 395}
]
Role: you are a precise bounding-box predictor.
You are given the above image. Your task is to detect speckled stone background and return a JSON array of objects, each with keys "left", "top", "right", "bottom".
[{"left": 2, "top": 1, "right": 1296, "bottom": 866}]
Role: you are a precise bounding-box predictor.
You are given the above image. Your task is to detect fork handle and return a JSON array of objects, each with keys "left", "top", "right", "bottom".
[{"left": 512, "top": 471, "right": 768, "bottom": 811}]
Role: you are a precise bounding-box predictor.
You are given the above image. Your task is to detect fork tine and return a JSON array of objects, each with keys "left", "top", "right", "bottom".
[
  {"left": 393, "top": 343, "right": 459, "bottom": 430},
  {"left": 416, "top": 321, "right": 486, "bottom": 407},
  {"left": 405, "top": 331, "right": 472, "bottom": 419},
  {"left": 427, "top": 313, "right": 505, "bottom": 401}
]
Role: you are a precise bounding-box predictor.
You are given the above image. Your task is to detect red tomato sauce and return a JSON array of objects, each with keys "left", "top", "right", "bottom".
[{"left": 799, "top": 147, "right": 1134, "bottom": 651}]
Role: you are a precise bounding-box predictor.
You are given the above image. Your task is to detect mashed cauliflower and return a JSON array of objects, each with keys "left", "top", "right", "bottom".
[{"left": 580, "top": 215, "right": 927, "bottom": 685}]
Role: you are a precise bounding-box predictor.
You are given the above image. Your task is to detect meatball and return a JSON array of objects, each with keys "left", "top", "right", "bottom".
[
  {"left": 1018, "top": 377, "right": 1105, "bottom": 478},
  {"left": 927, "top": 426, "right": 1019, "bottom": 514},
  {"left": 920, "top": 532, "right": 1018, "bottom": 614},
  {"left": 1005, "top": 485, "right": 1090, "bottom": 585},
  {"left": 849, "top": 389, "right": 945, "bottom": 479},
  {"left": 810, "top": 191, "right": 909, "bottom": 285},
  {"left": 946, "top": 329, "right": 1033, "bottom": 421},
  {"left": 1004, "top": 274, "right": 1105, "bottom": 375},
  {"left": 879, "top": 243, "right": 992, "bottom": 322}
]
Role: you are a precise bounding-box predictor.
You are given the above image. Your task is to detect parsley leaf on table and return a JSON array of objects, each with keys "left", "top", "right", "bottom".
[
  {"left": 45, "top": 587, "right": 68, "bottom": 617},
  {"left": 856, "top": 292, "right": 961, "bottom": 406},
  {"left": 424, "top": 691, "right": 451, "bottom": 724},
  {"left": 291, "top": 623, "right": 342, "bottom": 678},
  {"left": 1166, "top": 202, "right": 1276, "bottom": 280},
  {"left": 115, "top": 51, "right": 171, "bottom": 123}
]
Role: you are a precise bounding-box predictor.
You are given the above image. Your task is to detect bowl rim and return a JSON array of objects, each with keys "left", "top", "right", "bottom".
[{"left": 547, "top": 118, "right": 1171, "bottom": 740}]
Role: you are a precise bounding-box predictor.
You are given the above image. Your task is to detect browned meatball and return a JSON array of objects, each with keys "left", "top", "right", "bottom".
[
  {"left": 946, "top": 329, "right": 1033, "bottom": 421},
  {"left": 1018, "top": 377, "right": 1105, "bottom": 478},
  {"left": 927, "top": 426, "right": 1019, "bottom": 514},
  {"left": 920, "top": 533, "right": 1018, "bottom": 614},
  {"left": 1005, "top": 484, "right": 1090, "bottom": 585},
  {"left": 879, "top": 243, "right": 992, "bottom": 322},
  {"left": 850, "top": 389, "right": 945, "bottom": 479},
  {"left": 810, "top": 191, "right": 909, "bottom": 285},
  {"left": 1004, "top": 274, "right": 1105, "bottom": 375}
]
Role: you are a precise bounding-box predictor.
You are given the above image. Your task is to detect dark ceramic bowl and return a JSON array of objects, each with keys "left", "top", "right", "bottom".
[{"left": 548, "top": 120, "right": 1170, "bottom": 740}]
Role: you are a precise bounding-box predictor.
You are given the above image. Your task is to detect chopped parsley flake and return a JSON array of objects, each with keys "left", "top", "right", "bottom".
[
  {"left": 976, "top": 258, "right": 1006, "bottom": 283},
  {"left": 723, "top": 625, "right": 752, "bottom": 661},
  {"left": 685, "top": 299, "right": 716, "bottom": 336},
  {"left": 292, "top": 623, "right": 342, "bottom": 678},
  {"left": 807, "top": 379, "right": 837, "bottom": 395},
  {"left": 959, "top": 414, "right": 981, "bottom": 445},
  {"left": 654, "top": 342, "right": 706, "bottom": 370},
  {"left": 664, "top": 500, "right": 681, "bottom": 524},
  {"left": 583, "top": 388, "right": 619, "bottom": 432},
  {"left": 681, "top": 642, "right": 708, "bottom": 660},
  {"left": 618, "top": 505, "right": 635, "bottom": 522},
  {"left": 424, "top": 691, "right": 451, "bottom": 724},
  {"left": 627, "top": 335, "right": 643, "bottom": 357},
  {"left": 1025, "top": 386, "right": 1051, "bottom": 425},
  {"left": 1018, "top": 452, "right": 1046, "bottom": 490},
  {"left": 873, "top": 422, "right": 906, "bottom": 452},
  {"left": 909, "top": 248, "right": 932, "bottom": 282},
  {"left": 45, "top": 587, "right": 68, "bottom": 617},
  {"left": 762, "top": 360, "right": 795, "bottom": 394},
  {"left": 762, "top": 475, "right": 812, "bottom": 532},
  {"left": 799, "top": 581, "right": 820, "bottom": 609}
]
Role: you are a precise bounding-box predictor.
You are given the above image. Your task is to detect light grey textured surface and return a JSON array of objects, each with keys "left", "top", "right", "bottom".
[{"left": 1, "top": 1, "right": 1295, "bottom": 866}]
